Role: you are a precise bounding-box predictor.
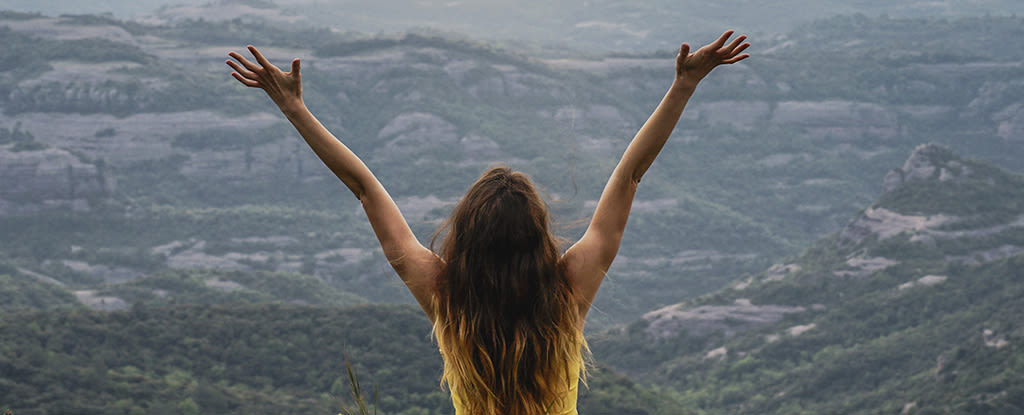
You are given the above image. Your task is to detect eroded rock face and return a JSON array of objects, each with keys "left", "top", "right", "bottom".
[
  {"left": 373, "top": 112, "right": 458, "bottom": 162},
  {"left": 642, "top": 299, "right": 806, "bottom": 339},
  {"left": 683, "top": 100, "right": 771, "bottom": 130},
  {"left": 771, "top": 100, "right": 898, "bottom": 139},
  {"left": 838, "top": 207, "right": 955, "bottom": 245},
  {"left": 0, "top": 145, "right": 114, "bottom": 216}
]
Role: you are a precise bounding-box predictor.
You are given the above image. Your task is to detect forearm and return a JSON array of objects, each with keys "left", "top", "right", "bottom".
[
  {"left": 280, "top": 100, "right": 420, "bottom": 263},
  {"left": 579, "top": 79, "right": 697, "bottom": 262},
  {"left": 616, "top": 79, "right": 697, "bottom": 183},
  {"left": 279, "top": 100, "right": 376, "bottom": 199}
]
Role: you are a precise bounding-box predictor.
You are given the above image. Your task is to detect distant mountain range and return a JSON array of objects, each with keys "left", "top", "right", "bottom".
[{"left": 2, "top": 11, "right": 1024, "bottom": 328}]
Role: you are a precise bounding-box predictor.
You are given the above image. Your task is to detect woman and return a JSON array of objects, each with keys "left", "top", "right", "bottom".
[{"left": 227, "top": 30, "right": 749, "bottom": 415}]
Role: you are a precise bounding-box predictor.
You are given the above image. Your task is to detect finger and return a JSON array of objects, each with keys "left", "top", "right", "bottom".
[
  {"left": 228, "top": 51, "right": 261, "bottom": 72},
  {"left": 226, "top": 60, "right": 258, "bottom": 79},
  {"left": 231, "top": 72, "right": 261, "bottom": 87},
  {"left": 729, "top": 42, "right": 751, "bottom": 57},
  {"left": 290, "top": 58, "right": 301, "bottom": 78},
  {"left": 248, "top": 45, "right": 276, "bottom": 70},
  {"left": 722, "top": 53, "right": 750, "bottom": 64},
  {"left": 711, "top": 30, "right": 734, "bottom": 48},
  {"left": 724, "top": 35, "right": 747, "bottom": 53}
]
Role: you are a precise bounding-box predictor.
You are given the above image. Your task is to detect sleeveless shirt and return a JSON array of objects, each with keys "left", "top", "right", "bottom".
[{"left": 450, "top": 358, "right": 581, "bottom": 415}]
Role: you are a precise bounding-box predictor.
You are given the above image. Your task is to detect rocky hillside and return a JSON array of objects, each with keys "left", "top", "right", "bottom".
[
  {"left": 2, "top": 11, "right": 1024, "bottom": 327},
  {"left": 592, "top": 144, "right": 1024, "bottom": 414}
]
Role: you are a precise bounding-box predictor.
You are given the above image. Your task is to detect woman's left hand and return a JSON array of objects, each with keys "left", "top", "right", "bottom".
[
  {"left": 675, "top": 30, "right": 750, "bottom": 87},
  {"left": 227, "top": 45, "right": 303, "bottom": 111}
]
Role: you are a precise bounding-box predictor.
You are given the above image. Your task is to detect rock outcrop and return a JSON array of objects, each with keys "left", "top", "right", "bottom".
[
  {"left": 0, "top": 145, "right": 114, "bottom": 216},
  {"left": 882, "top": 143, "right": 969, "bottom": 194}
]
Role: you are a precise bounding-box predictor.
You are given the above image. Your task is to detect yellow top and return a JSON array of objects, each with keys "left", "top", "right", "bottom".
[{"left": 451, "top": 358, "right": 580, "bottom": 415}]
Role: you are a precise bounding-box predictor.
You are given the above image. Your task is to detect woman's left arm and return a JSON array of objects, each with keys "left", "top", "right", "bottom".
[
  {"left": 227, "top": 46, "right": 440, "bottom": 315},
  {"left": 562, "top": 31, "right": 749, "bottom": 320}
]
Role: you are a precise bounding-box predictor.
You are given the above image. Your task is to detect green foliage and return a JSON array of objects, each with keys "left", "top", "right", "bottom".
[
  {"left": 597, "top": 150, "right": 1024, "bottom": 413},
  {"left": 0, "top": 304, "right": 683, "bottom": 415},
  {"left": 0, "top": 272, "right": 78, "bottom": 311},
  {"left": 608, "top": 255, "right": 1024, "bottom": 415},
  {"left": 877, "top": 168, "right": 1024, "bottom": 219},
  {"left": 94, "top": 270, "right": 366, "bottom": 307}
]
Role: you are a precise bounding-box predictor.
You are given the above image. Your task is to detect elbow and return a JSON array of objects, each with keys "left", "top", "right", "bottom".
[
  {"left": 614, "top": 167, "right": 643, "bottom": 188},
  {"left": 630, "top": 172, "right": 644, "bottom": 185},
  {"left": 346, "top": 180, "right": 367, "bottom": 200}
]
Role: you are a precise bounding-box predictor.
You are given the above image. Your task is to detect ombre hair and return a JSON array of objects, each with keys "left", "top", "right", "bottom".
[{"left": 431, "top": 166, "right": 588, "bottom": 415}]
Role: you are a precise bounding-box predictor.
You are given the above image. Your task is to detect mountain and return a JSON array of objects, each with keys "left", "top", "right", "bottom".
[
  {"left": 2, "top": 11, "right": 1024, "bottom": 328},
  {"left": 591, "top": 144, "right": 1024, "bottom": 414}
]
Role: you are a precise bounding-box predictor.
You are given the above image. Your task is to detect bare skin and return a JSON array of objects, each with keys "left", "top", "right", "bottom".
[{"left": 226, "top": 31, "right": 750, "bottom": 325}]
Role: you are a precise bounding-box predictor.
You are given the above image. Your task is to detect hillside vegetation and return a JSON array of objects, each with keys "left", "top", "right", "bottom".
[
  {"left": 592, "top": 145, "right": 1024, "bottom": 414},
  {"left": 2, "top": 8, "right": 1024, "bottom": 414},
  {"left": 0, "top": 304, "right": 685, "bottom": 415}
]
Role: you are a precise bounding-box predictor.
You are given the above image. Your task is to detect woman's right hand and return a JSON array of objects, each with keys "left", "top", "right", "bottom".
[
  {"left": 227, "top": 46, "right": 303, "bottom": 112},
  {"left": 675, "top": 30, "right": 750, "bottom": 87}
]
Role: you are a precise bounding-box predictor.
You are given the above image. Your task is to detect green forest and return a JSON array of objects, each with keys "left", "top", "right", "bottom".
[{"left": 0, "top": 304, "right": 685, "bottom": 415}]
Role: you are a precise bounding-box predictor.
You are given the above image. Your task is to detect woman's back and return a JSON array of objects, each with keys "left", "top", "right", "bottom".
[{"left": 432, "top": 167, "right": 588, "bottom": 415}]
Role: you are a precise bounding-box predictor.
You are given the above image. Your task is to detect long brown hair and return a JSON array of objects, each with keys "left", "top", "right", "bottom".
[{"left": 431, "top": 166, "right": 588, "bottom": 415}]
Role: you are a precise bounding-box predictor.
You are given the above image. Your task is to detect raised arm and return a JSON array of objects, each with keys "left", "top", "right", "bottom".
[
  {"left": 227, "top": 46, "right": 440, "bottom": 315},
  {"left": 562, "top": 31, "right": 750, "bottom": 320}
]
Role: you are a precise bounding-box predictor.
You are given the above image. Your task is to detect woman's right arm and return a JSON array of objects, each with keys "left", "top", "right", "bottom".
[
  {"left": 227, "top": 46, "right": 441, "bottom": 316},
  {"left": 561, "top": 31, "right": 749, "bottom": 320}
]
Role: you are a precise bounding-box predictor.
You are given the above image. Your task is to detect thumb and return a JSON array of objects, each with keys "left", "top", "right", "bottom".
[
  {"left": 291, "top": 58, "right": 301, "bottom": 78},
  {"left": 676, "top": 43, "right": 690, "bottom": 74},
  {"left": 677, "top": 43, "right": 690, "bottom": 60}
]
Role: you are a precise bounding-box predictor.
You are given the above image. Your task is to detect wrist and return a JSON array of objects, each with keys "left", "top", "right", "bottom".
[
  {"left": 277, "top": 98, "right": 307, "bottom": 117},
  {"left": 670, "top": 77, "right": 700, "bottom": 92}
]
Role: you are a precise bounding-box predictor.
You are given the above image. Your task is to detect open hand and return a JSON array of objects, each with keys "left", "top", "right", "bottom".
[
  {"left": 675, "top": 30, "right": 750, "bottom": 86},
  {"left": 227, "top": 46, "right": 303, "bottom": 111}
]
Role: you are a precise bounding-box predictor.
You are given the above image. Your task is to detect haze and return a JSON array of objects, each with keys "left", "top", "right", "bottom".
[{"left": 6, "top": 0, "right": 1024, "bottom": 52}]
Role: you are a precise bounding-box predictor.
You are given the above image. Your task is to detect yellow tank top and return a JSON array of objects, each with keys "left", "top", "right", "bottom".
[{"left": 450, "top": 358, "right": 581, "bottom": 415}]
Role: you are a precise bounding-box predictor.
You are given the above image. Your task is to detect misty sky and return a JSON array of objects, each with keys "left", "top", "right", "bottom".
[{"left": 7, "top": 0, "right": 1024, "bottom": 50}]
